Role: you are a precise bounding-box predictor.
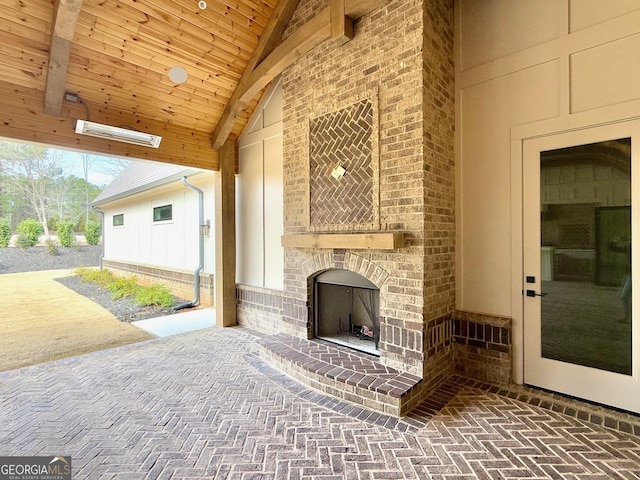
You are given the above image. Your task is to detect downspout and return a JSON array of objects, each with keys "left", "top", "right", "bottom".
[
  {"left": 173, "top": 176, "right": 205, "bottom": 310},
  {"left": 92, "top": 206, "right": 104, "bottom": 270}
]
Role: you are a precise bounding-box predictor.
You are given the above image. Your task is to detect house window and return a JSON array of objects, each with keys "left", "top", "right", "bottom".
[
  {"left": 113, "top": 214, "right": 124, "bottom": 227},
  {"left": 153, "top": 204, "right": 172, "bottom": 222}
]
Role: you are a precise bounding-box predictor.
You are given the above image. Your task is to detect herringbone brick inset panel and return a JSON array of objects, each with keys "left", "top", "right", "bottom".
[{"left": 309, "top": 100, "right": 373, "bottom": 227}]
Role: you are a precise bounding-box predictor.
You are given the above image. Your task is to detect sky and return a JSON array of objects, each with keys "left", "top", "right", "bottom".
[
  {"left": 0, "top": 138, "right": 130, "bottom": 187},
  {"left": 55, "top": 149, "right": 128, "bottom": 187}
]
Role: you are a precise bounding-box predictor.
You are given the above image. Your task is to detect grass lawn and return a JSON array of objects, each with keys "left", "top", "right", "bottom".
[{"left": 0, "top": 269, "right": 154, "bottom": 372}]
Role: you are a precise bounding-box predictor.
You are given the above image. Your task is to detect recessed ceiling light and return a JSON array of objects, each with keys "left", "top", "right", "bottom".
[
  {"left": 198, "top": 0, "right": 207, "bottom": 10},
  {"left": 168, "top": 66, "right": 188, "bottom": 84}
]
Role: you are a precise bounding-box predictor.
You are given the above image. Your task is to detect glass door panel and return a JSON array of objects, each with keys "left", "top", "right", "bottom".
[
  {"left": 540, "top": 139, "right": 631, "bottom": 375},
  {"left": 523, "top": 121, "right": 640, "bottom": 414}
]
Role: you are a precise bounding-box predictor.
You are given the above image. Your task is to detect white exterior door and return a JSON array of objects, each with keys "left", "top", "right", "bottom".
[{"left": 523, "top": 120, "right": 640, "bottom": 413}]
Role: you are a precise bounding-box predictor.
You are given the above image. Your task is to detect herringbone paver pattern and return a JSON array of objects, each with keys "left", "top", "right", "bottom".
[{"left": 1, "top": 327, "right": 639, "bottom": 479}]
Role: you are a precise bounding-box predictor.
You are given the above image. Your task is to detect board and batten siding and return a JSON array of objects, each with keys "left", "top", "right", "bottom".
[
  {"left": 457, "top": 0, "right": 640, "bottom": 316},
  {"left": 236, "top": 78, "right": 284, "bottom": 290},
  {"left": 456, "top": 0, "right": 640, "bottom": 383},
  {"left": 103, "top": 176, "right": 215, "bottom": 274}
]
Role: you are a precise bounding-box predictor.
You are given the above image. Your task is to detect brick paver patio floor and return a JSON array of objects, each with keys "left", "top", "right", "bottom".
[{"left": 1, "top": 326, "right": 639, "bottom": 479}]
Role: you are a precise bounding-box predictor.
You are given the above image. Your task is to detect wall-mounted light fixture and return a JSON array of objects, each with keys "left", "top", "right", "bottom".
[
  {"left": 200, "top": 219, "right": 211, "bottom": 236},
  {"left": 75, "top": 120, "right": 162, "bottom": 148},
  {"left": 331, "top": 165, "right": 346, "bottom": 180}
]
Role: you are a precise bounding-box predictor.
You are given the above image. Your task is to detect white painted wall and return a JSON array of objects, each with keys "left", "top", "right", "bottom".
[
  {"left": 457, "top": 0, "right": 640, "bottom": 316},
  {"left": 456, "top": 1, "right": 640, "bottom": 382},
  {"left": 458, "top": 62, "right": 560, "bottom": 315},
  {"left": 237, "top": 78, "right": 284, "bottom": 290},
  {"left": 102, "top": 173, "right": 215, "bottom": 273}
]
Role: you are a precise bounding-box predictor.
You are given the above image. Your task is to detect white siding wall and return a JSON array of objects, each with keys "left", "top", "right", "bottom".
[
  {"left": 263, "top": 134, "right": 284, "bottom": 289},
  {"left": 456, "top": 0, "right": 640, "bottom": 317},
  {"left": 237, "top": 78, "right": 284, "bottom": 290},
  {"left": 237, "top": 142, "right": 265, "bottom": 286},
  {"left": 457, "top": 1, "right": 640, "bottom": 382},
  {"left": 458, "top": 63, "right": 560, "bottom": 315},
  {"left": 103, "top": 175, "right": 215, "bottom": 273}
]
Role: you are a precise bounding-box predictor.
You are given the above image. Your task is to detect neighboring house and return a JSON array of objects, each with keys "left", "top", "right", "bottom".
[{"left": 92, "top": 161, "right": 216, "bottom": 307}]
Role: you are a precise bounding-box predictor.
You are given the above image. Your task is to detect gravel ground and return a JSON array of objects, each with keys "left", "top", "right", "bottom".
[
  {"left": 0, "top": 245, "right": 181, "bottom": 322},
  {"left": 0, "top": 244, "right": 103, "bottom": 274}
]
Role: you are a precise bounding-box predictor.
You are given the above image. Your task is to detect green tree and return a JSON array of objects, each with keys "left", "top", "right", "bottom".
[
  {"left": 0, "top": 217, "right": 11, "bottom": 247},
  {"left": 0, "top": 142, "right": 127, "bottom": 236},
  {"left": 80, "top": 153, "right": 95, "bottom": 224},
  {"left": 50, "top": 175, "right": 101, "bottom": 227},
  {"left": 0, "top": 178, "right": 28, "bottom": 227},
  {"left": 0, "top": 142, "right": 64, "bottom": 239}
]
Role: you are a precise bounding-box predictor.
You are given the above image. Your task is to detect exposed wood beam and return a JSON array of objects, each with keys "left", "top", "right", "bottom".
[
  {"left": 281, "top": 232, "right": 406, "bottom": 250},
  {"left": 211, "top": 0, "right": 381, "bottom": 149},
  {"left": 256, "top": 0, "right": 302, "bottom": 65},
  {"left": 2, "top": 80, "right": 218, "bottom": 170},
  {"left": 245, "top": 11, "right": 330, "bottom": 103},
  {"left": 340, "top": 0, "right": 383, "bottom": 18},
  {"left": 211, "top": 0, "right": 300, "bottom": 150},
  {"left": 44, "top": 0, "right": 83, "bottom": 116},
  {"left": 331, "top": 0, "right": 354, "bottom": 45},
  {"left": 52, "top": 0, "right": 83, "bottom": 42},
  {"left": 44, "top": 35, "right": 72, "bottom": 116}
]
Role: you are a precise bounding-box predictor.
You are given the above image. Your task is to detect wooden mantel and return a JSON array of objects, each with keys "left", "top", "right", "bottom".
[{"left": 281, "top": 232, "right": 405, "bottom": 250}]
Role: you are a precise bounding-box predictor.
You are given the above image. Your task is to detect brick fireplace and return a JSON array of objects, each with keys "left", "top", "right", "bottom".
[
  {"left": 238, "top": 1, "right": 512, "bottom": 415},
  {"left": 277, "top": 0, "right": 456, "bottom": 379}
]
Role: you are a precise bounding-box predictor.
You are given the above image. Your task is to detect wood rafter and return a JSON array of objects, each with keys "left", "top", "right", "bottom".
[
  {"left": 331, "top": 0, "right": 354, "bottom": 45},
  {"left": 211, "top": 0, "right": 300, "bottom": 150},
  {"left": 211, "top": 0, "right": 380, "bottom": 150},
  {"left": 2, "top": 0, "right": 281, "bottom": 169},
  {"left": 44, "top": 0, "right": 83, "bottom": 116}
]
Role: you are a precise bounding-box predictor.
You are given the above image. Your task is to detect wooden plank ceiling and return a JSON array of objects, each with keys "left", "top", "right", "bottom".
[{"left": 0, "top": 0, "right": 379, "bottom": 170}]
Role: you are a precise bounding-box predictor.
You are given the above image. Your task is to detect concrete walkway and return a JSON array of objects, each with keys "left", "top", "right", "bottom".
[
  {"left": 1, "top": 326, "right": 639, "bottom": 479},
  {"left": 132, "top": 308, "right": 215, "bottom": 337}
]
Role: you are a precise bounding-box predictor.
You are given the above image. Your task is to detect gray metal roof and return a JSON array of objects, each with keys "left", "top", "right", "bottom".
[{"left": 92, "top": 161, "right": 200, "bottom": 206}]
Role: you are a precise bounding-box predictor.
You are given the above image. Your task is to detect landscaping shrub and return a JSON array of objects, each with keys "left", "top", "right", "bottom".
[
  {"left": 135, "top": 284, "right": 173, "bottom": 307},
  {"left": 0, "top": 217, "right": 11, "bottom": 247},
  {"left": 84, "top": 220, "right": 101, "bottom": 246},
  {"left": 107, "top": 276, "right": 139, "bottom": 299},
  {"left": 75, "top": 267, "right": 114, "bottom": 287},
  {"left": 45, "top": 238, "right": 59, "bottom": 256},
  {"left": 15, "top": 234, "right": 33, "bottom": 249},
  {"left": 56, "top": 220, "right": 76, "bottom": 247},
  {"left": 16, "top": 218, "right": 43, "bottom": 247},
  {"left": 75, "top": 267, "right": 174, "bottom": 308}
]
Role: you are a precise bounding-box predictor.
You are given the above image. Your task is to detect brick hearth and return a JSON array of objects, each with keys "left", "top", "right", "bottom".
[{"left": 258, "top": 334, "right": 422, "bottom": 416}]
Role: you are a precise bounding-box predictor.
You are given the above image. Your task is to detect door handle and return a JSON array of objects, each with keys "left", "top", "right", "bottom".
[{"left": 526, "top": 289, "right": 547, "bottom": 297}]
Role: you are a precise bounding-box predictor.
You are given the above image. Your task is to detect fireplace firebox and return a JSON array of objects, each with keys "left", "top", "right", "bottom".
[{"left": 312, "top": 269, "right": 380, "bottom": 355}]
